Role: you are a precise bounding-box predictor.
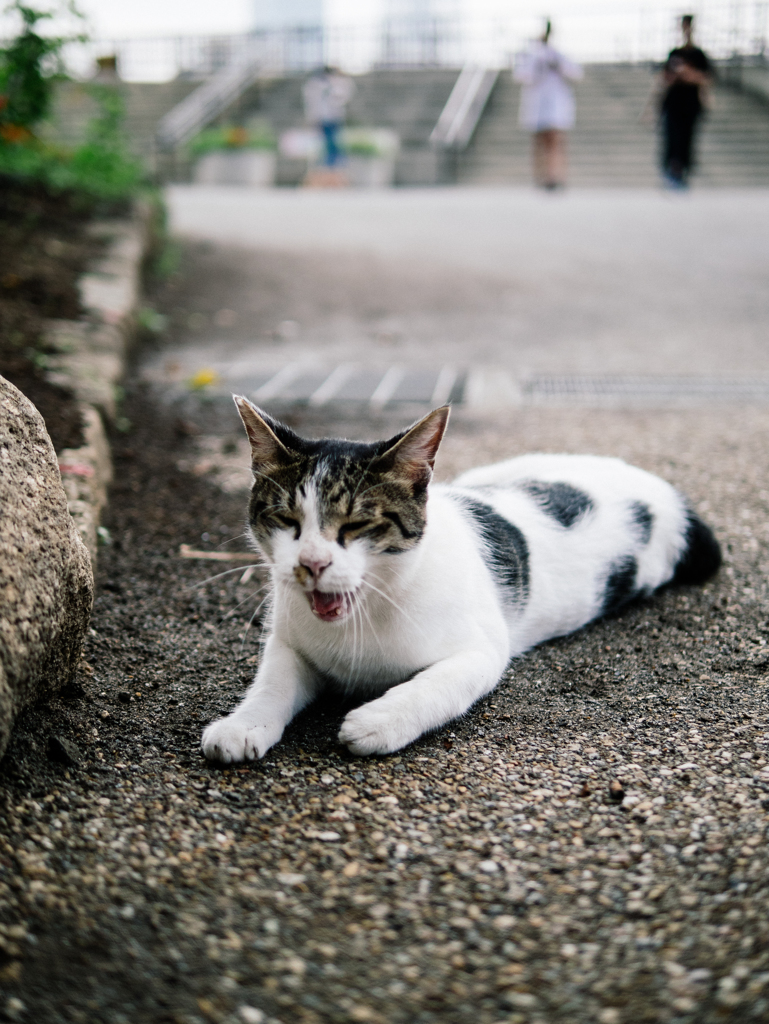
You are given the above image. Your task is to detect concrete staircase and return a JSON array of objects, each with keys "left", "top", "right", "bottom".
[
  {"left": 45, "top": 64, "right": 769, "bottom": 187},
  {"left": 458, "top": 63, "right": 769, "bottom": 187},
  {"left": 697, "top": 81, "right": 769, "bottom": 186},
  {"left": 44, "top": 70, "right": 458, "bottom": 184},
  {"left": 45, "top": 80, "right": 200, "bottom": 168}
]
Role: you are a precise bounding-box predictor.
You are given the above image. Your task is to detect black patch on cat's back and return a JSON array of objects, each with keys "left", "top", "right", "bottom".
[
  {"left": 458, "top": 497, "right": 529, "bottom": 602},
  {"left": 602, "top": 556, "right": 638, "bottom": 616},
  {"left": 629, "top": 501, "right": 654, "bottom": 544},
  {"left": 519, "top": 480, "right": 594, "bottom": 528},
  {"left": 671, "top": 511, "right": 721, "bottom": 585}
]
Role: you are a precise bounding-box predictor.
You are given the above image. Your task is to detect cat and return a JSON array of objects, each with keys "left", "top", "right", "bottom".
[{"left": 201, "top": 399, "right": 720, "bottom": 762}]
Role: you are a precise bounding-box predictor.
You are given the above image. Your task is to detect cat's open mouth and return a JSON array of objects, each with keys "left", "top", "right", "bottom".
[{"left": 308, "top": 590, "right": 353, "bottom": 622}]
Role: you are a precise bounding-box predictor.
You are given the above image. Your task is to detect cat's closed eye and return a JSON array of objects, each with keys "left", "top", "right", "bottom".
[
  {"left": 276, "top": 514, "right": 301, "bottom": 539},
  {"left": 337, "top": 520, "right": 374, "bottom": 546}
]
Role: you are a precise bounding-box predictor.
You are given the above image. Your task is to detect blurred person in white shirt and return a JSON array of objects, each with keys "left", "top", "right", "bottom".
[
  {"left": 514, "top": 20, "right": 582, "bottom": 189},
  {"left": 302, "top": 66, "right": 355, "bottom": 167}
]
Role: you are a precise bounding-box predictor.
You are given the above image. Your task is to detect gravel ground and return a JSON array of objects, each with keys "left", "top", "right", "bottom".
[{"left": 2, "top": 392, "right": 769, "bottom": 1024}]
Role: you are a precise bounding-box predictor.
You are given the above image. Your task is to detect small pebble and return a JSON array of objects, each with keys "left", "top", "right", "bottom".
[
  {"left": 609, "top": 778, "right": 625, "bottom": 802},
  {"left": 4, "top": 998, "right": 25, "bottom": 1021},
  {"left": 238, "top": 1007, "right": 265, "bottom": 1024},
  {"left": 47, "top": 735, "right": 81, "bottom": 766}
]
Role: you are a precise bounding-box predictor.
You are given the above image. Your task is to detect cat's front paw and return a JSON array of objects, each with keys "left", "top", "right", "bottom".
[
  {"left": 338, "top": 701, "right": 416, "bottom": 756},
  {"left": 201, "top": 715, "right": 282, "bottom": 763}
]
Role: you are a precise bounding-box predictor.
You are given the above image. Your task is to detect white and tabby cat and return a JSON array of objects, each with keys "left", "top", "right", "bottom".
[{"left": 202, "top": 399, "right": 720, "bottom": 761}]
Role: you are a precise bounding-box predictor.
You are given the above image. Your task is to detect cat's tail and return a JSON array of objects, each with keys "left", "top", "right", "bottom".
[{"left": 671, "top": 509, "right": 722, "bottom": 586}]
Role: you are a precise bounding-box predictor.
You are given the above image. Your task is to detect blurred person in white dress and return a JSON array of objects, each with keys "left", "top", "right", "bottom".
[{"left": 514, "top": 20, "right": 582, "bottom": 189}]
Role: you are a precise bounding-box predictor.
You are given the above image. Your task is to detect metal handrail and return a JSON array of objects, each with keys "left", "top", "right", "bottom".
[
  {"left": 156, "top": 59, "right": 262, "bottom": 150},
  {"left": 429, "top": 64, "right": 498, "bottom": 150}
]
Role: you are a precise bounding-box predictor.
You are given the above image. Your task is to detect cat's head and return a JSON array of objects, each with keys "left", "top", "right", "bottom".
[{"left": 235, "top": 397, "right": 449, "bottom": 623}]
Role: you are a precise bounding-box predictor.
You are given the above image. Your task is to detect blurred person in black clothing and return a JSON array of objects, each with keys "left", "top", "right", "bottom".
[{"left": 660, "top": 14, "right": 713, "bottom": 188}]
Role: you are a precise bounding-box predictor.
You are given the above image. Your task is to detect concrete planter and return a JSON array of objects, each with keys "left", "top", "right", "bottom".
[
  {"left": 194, "top": 150, "right": 277, "bottom": 187},
  {"left": 346, "top": 155, "right": 396, "bottom": 188}
]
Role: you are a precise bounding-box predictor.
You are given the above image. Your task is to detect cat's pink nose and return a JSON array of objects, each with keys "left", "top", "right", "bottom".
[{"left": 300, "top": 555, "right": 331, "bottom": 580}]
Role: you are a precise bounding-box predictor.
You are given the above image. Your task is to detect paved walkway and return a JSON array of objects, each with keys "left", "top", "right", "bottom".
[{"left": 158, "top": 186, "right": 769, "bottom": 413}]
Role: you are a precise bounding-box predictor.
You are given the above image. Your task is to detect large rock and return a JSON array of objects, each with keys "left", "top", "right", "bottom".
[{"left": 0, "top": 376, "right": 94, "bottom": 760}]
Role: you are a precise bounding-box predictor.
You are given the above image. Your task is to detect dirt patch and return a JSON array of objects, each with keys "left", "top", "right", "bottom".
[{"left": 0, "top": 175, "right": 104, "bottom": 452}]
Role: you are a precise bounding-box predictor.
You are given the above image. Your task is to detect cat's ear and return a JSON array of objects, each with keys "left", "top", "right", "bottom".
[
  {"left": 234, "top": 396, "right": 292, "bottom": 469},
  {"left": 377, "top": 406, "right": 450, "bottom": 485}
]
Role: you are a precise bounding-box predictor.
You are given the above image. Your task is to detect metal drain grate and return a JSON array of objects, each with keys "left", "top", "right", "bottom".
[
  {"left": 159, "top": 363, "right": 769, "bottom": 416},
  {"left": 523, "top": 376, "right": 769, "bottom": 403},
  {"left": 247, "top": 364, "right": 466, "bottom": 410}
]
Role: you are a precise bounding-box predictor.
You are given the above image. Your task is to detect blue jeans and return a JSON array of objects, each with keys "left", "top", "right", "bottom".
[{"left": 321, "top": 122, "right": 342, "bottom": 166}]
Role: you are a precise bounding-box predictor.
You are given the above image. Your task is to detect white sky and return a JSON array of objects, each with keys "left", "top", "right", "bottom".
[
  {"left": 1, "top": 1, "right": 762, "bottom": 74},
  {"left": 0, "top": 0, "right": 689, "bottom": 42}
]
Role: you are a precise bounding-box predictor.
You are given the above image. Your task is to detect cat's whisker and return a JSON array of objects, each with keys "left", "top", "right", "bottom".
[
  {"left": 252, "top": 581, "right": 276, "bottom": 653},
  {"left": 190, "top": 563, "right": 265, "bottom": 589},
  {"left": 355, "top": 593, "right": 368, "bottom": 666},
  {"left": 354, "top": 591, "right": 387, "bottom": 657},
  {"left": 259, "top": 502, "right": 287, "bottom": 517},
  {"left": 353, "top": 595, "right": 368, "bottom": 679},
  {"left": 252, "top": 611, "right": 273, "bottom": 656},
  {"left": 214, "top": 531, "right": 249, "bottom": 548},
  {"left": 348, "top": 454, "right": 382, "bottom": 506},
  {"left": 368, "top": 560, "right": 423, "bottom": 600},
  {"left": 346, "top": 587, "right": 366, "bottom": 680},
  {"left": 369, "top": 561, "right": 412, "bottom": 590},
  {"left": 360, "top": 576, "right": 432, "bottom": 643},
  {"left": 250, "top": 468, "right": 291, "bottom": 501},
  {"left": 359, "top": 577, "right": 410, "bottom": 618},
  {"left": 348, "top": 477, "right": 385, "bottom": 505},
  {"left": 283, "top": 583, "right": 302, "bottom": 659},
  {"left": 221, "top": 582, "right": 271, "bottom": 621},
  {"left": 237, "top": 591, "right": 273, "bottom": 659},
  {"left": 347, "top": 596, "right": 359, "bottom": 680}
]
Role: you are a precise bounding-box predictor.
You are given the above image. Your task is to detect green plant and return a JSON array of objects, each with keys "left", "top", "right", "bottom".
[
  {"left": 0, "top": 85, "right": 145, "bottom": 204},
  {"left": 188, "top": 122, "right": 276, "bottom": 157},
  {"left": 66, "top": 84, "right": 144, "bottom": 200},
  {"left": 341, "top": 128, "right": 399, "bottom": 159},
  {"left": 0, "top": 4, "right": 144, "bottom": 205},
  {"left": 150, "top": 239, "right": 181, "bottom": 280},
  {"left": 137, "top": 306, "right": 167, "bottom": 335},
  {"left": 0, "top": 1, "right": 85, "bottom": 136},
  {"left": 344, "top": 139, "right": 380, "bottom": 157}
]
